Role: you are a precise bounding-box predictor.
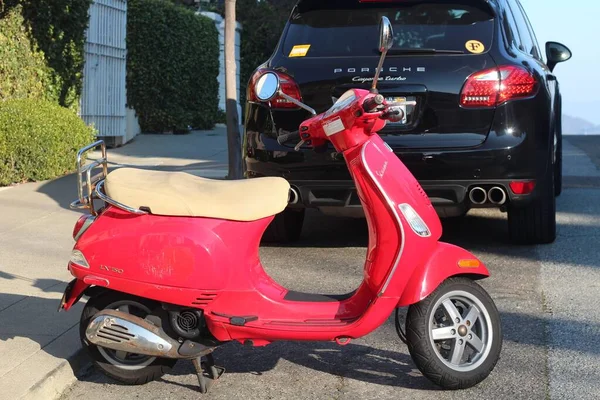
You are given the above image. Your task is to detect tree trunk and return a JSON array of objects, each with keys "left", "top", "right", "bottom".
[{"left": 224, "top": 0, "right": 242, "bottom": 180}]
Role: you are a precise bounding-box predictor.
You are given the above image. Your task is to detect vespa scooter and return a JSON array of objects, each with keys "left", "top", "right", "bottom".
[{"left": 60, "top": 17, "right": 502, "bottom": 393}]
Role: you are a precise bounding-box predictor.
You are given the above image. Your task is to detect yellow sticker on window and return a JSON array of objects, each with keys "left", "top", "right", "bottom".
[
  {"left": 465, "top": 40, "right": 485, "bottom": 54},
  {"left": 289, "top": 45, "right": 311, "bottom": 58}
]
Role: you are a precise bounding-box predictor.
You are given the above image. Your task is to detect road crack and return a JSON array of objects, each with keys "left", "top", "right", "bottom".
[{"left": 334, "top": 374, "right": 346, "bottom": 400}]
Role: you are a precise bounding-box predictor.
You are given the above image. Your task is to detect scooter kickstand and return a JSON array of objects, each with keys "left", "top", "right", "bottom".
[{"left": 192, "top": 353, "right": 225, "bottom": 394}]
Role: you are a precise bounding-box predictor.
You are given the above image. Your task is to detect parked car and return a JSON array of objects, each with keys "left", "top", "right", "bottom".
[{"left": 243, "top": 0, "right": 571, "bottom": 244}]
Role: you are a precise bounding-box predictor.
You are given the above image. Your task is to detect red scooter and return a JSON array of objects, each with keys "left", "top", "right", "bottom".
[{"left": 60, "top": 18, "right": 501, "bottom": 393}]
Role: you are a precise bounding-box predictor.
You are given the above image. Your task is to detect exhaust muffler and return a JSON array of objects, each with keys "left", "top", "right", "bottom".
[
  {"left": 86, "top": 310, "right": 212, "bottom": 359},
  {"left": 469, "top": 187, "right": 488, "bottom": 205},
  {"left": 488, "top": 186, "right": 507, "bottom": 205}
]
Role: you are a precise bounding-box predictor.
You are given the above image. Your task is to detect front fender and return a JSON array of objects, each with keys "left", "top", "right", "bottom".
[{"left": 397, "top": 242, "right": 489, "bottom": 307}]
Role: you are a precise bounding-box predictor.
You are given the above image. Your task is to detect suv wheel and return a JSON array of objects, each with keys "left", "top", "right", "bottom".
[
  {"left": 262, "top": 208, "right": 305, "bottom": 243},
  {"left": 507, "top": 160, "right": 556, "bottom": 245},
  {"left": 554, "top": 131, "right": 562, "bottom": 197}
]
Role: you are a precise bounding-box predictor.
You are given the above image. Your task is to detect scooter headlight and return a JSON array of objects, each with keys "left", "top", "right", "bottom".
[
  {"left": 399, "top": 204, "right": 431, "bottom": 237},
  {"left": 70, "top": 250, "right": 90, "bottom": 269}
]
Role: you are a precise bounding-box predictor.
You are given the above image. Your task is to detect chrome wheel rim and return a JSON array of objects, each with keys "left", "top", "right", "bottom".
[
  {"left": 96, "top": 300, "right": 157, "bottom": 370},
  {"left": 428, "top": 290, "right": 494, "bottom": 372}
]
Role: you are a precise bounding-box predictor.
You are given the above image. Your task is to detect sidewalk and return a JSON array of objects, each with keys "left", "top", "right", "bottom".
[{"left": 0, "top": 128, "right": 227, "bottom": 399}]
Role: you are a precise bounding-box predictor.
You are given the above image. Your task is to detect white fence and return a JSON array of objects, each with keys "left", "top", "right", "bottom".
[{"left": 80, "top": 0, "right": 130, "bottom": 144}]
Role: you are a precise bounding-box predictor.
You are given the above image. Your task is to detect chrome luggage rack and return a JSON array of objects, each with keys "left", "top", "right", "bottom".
[{"left": 70, "top": 141, "right": 147, "bottom": 216}]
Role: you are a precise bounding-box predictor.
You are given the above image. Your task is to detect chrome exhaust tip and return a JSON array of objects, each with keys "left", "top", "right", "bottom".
[
  {"left": 469, "top": 187, "right": 488, "bottom": 205},
  {"left": 289, "top": 186, "right": 300, "bottom": 205},
  {"left": 86, "top": 310, "right": 178, "bottom": 358},
  {"left": 488, "top": 186, "right": 507, "bottom": 205}
]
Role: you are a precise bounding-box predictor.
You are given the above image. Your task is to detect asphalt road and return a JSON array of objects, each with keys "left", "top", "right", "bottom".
[{"left": 61, "top": 137, "right": 600, "bottom": 400}]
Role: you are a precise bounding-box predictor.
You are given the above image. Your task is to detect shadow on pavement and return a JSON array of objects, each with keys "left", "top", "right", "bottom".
[
  {"left": 71, "top": 307, "right": 598, "bottom": 392},
  {"left": 0, "top": 271, "right": 66, "bottom": 295},
  {"left": 162, "top": 340, "right": 439, "bottom": 392}
]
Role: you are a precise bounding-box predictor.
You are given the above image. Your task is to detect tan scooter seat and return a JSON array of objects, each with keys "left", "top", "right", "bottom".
[{"left": 105, "top": 168, "right": 290, "bottom": 221}]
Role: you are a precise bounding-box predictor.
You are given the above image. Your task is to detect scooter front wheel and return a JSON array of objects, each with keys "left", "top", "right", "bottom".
[{"left": 406, "top": 277, "right": 502, "bottom": 390}]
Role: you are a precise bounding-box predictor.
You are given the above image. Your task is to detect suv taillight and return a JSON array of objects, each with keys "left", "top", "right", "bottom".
[
  {"left": 460, "top": 66, "right": 538, "bottom": 108},
  {"left": 249, "top": 68, "right": 302, "bottom": 109}
]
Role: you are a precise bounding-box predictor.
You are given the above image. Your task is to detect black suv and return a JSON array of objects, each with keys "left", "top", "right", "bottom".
[{"left": 243, "top": 0, "right": 571, "bottom": 244}]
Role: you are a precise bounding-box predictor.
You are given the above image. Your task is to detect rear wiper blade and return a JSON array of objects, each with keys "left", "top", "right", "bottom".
[{"left": 377, "top": 48, "right": 465, "bottom": 55}]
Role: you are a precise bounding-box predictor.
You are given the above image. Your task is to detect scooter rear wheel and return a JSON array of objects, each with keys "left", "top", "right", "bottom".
[
  {"left": 405, "top": 277, "right": 502, "bottom": 390},
  {"left": 80, "top": 292, "right": 177, "bottom": 385}
]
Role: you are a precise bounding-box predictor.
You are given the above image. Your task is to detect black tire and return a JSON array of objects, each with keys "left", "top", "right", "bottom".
[
  {"left": 80, "top": 292, "right": 177, "bottom": 385},
  {"left": 554, "top": 130, "right": 563, "bottom": 197},
  {"left": 262, "top": 208, "right": 305, "bottom": 243},
  {"left": 507, "top": 161, "right": 556, "bottom": 244},
  {"left": 406, "top": 278, "right": 502, "bottom": 390}
]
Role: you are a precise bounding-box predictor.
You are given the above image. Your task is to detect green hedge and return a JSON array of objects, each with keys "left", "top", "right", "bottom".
[
  {"left": 127, "top": 0, "right": 220, "bottom": 132},
  {"left": 0, "top": 99, "right": 95, "bottom": 186},
  {"left": 0, "top": 0, "right": 92, "bottom": 109},
  {"left": 0, "top": 5, "right": 57, "bottom": 103}
]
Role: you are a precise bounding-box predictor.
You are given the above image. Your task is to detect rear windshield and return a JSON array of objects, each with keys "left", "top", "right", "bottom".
[{"left": 284, "top": 1, "right": 495, "bottom": 58}]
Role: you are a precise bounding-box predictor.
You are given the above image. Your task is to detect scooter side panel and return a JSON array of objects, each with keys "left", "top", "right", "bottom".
[
  {"left": 396, "top": 241, "right": 490, "bottom": 307},
  {"left": 73, "top": 207, "right": 273, "bottom": 305}
]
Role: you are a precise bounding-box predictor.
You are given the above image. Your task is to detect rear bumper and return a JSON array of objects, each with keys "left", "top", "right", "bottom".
[
  {"left": 245, "top": 95, "right": 553, "bottom": 213},
  {"left": 285, "top": 179, "right": 537, "bottom": 217},
  {"left": 246, "top": 134, "right": 546, "bottom": 214}
]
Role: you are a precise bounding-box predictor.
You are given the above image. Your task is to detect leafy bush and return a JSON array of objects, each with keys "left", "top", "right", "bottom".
[
  {"left": 0, "top": 0, "right": 92, "bottom": 109},
  {"left": 127, "top": 0, "right": 220, "bottom": 132},
  {"left": 0, "top": 99, "right": 95, "bottom": 186},
  {"left": 0, "top": 5, "right": 57, "bottom": 103}
]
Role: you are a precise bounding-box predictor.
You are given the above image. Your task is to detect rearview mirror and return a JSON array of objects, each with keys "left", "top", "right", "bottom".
[
  {"left": 372, "top": 16, "right": 394, "bottom": 92},
  {"left": 546, "top": 42, "right": 572, "bottom": 72},
  {"left": 379, "top": 16, "right": 394, "bottom": 53},
  {"left": 255, "top": 72, "right": 280, "bottom": 102}
]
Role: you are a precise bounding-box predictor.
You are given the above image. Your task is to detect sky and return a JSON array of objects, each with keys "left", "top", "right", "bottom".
[{"left": 522, "top": 0, "right": 600, "bottom": 125}]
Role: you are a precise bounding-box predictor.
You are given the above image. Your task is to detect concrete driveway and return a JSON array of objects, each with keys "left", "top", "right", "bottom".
[{"left": 59, "top": 137, "right": 600, "bottom": 400}]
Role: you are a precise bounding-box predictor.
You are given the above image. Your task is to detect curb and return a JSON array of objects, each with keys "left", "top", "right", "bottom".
[
  {"left": 0, "top": 324, "right": 91, "bottom": 400},
  {"left": 23, "top": 349, "right": 90, "bottom": 400}
]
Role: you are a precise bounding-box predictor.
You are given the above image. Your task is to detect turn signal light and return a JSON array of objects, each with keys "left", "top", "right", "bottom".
[
  {"left": 249, "top": 68, "right": 303, "bottom": 109},
  {"left": 460, "top": 66, "right": 538, "bottom": 108},
  {"left": 458, "top": 259, "right": 481, "bottom": 269},
  {"left": 70, "top": 250, "right": 90, "bottom": 269},
  {"left": 509, "top": 181, "right": 536, "bottom": 195}
]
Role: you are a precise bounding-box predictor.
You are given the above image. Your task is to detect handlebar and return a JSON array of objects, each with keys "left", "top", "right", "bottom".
[
  {"left": 277, "top": 130, "right": 300, "bottom": 145},
  {"left": 278, "top": 93, "right": 399, "bottom": 149},
  {"left": 363, "top": 94, "right": 385, "bottom": 113}
]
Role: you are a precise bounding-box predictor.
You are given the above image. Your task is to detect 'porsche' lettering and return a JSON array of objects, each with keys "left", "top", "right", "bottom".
[{"left": 334, "top": 67, "right": 425, "bottom": 74}]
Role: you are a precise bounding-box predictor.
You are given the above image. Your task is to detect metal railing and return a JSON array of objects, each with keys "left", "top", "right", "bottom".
[
  {"left": 70, "top": 141, "right": 108, "bottom": 215},
  {"left": 70, "top": 140, "right": 147, "bottom": 215}
]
